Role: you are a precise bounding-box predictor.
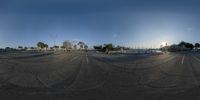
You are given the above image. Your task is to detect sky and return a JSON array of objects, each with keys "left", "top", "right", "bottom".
[{"left": 0, "top": 0, "right": 200, "bottom": 48}]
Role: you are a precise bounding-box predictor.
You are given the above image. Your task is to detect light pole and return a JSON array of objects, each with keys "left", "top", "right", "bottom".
[
  {"left": 50, "top": 34, "right": 58, "bottom": 51},
  {"left": 50, "top": 34, "right": 58, "bottom": 46}
]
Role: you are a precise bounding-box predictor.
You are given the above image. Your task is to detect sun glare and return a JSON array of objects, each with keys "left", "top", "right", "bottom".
[{"left": 161, "top": 42, "right": 167, "bottom": 46}]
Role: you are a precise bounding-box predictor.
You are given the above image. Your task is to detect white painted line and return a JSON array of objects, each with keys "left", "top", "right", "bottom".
[
  {"left": 192, "top": 56, "right": 200, "bottom": 62},
  {"left": 181, "top": 55, "right": 185, "bottom": 64},
  {"left": 191, "top": 56, "right": 200, "bottom": 86},
  {"left": 70, "top": 56, "right": 78, "bottom": 62},
  {"left": 188, "top": 68, "right": 199, "bottom": 86},
  {"left": 86, "top": 54, "right": 89, "bottom": 63},
  {"left": 36, "top": 75, "right": 51, "bottom": 88}
]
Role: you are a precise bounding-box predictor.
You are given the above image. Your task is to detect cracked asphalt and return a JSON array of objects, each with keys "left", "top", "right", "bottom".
[{"left": 1, "top": 51, "right": 200, "bottom": 100}]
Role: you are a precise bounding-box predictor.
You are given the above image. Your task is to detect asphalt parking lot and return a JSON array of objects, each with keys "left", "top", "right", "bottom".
[{"left": 1, "top": 51, "right": 200, "bottom": 100}]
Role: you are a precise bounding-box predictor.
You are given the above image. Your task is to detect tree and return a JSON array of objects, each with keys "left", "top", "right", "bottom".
[
  {"left": 78, "top": 42, "right": 85, "bottom": 49},
  {"left": 178, "top": 41, "right": 194, "bottom": 50},
  {"left": 53, "top": 45, "right": 59, "bottom": 48},
  {"left": 178, "top": 41, "right": 186, "bottom": 47},
  {"left": 43, "top": 44, "right": 48, "bottom": 51},
  {"left": 44, "top": 44, "right": 48, "bottom": 48},
  {"left": 103, "top": 44, "right": 114, "bottom": 53},
  {"left": 63, "top": 40, "right": 72, "bottom": 50},
  {"left": 73, "top": 45, "right": 77, "bottom": 49},
  {"left": 5, "top": 47, "right": 11, "bottom": 51},
  {"left": 114, "top": 45, "right": 123, "bottom": 51},
  {"left": 184, "top": 43, "right": 194, "bottom": 50},
  {"left": 18, "top": 46, "right": 23, "bottom": 49},
  {"left": 84, "top": 45, "right": 88, "bottom": 49},
  {"left": 93, "top": 45, "right": 102, "bottom": 50},
  {"left": 187, "top": 43, "right": 194, "bottom": 50},
  {"left": 60, "top": 46, "right": 65, "bottom": 49},
  {"left": 37, "top": 42, "right": 45, "bottom": 49},
  {"left": 24, "top": 47, "right": 28, "bottom": 50},
  {"left": 104, "top": 44, "right": 114, "bottom": 50},
  {"left": 195, "top": 43, "right": 200, "bottom": 49},
  {"left": 30, "top": 47, "right": 35, "bottom": 49}
]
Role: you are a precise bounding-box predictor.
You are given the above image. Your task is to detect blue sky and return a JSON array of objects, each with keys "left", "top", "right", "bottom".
[{"left": 0, "top": 0, "right": 200, "bottom": 48}]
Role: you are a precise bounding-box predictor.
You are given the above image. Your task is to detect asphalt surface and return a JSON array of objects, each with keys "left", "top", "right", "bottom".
[{"left": 1, "top": 51, "right": 200, "bottom": 100}]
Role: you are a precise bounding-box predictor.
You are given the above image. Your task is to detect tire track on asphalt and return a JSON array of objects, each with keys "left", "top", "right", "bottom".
[
  {"left": 158, "top": 55, "right": 194, "bottom": 77},
  {"left": 64, "top": 52, "right": 109, "bottom": 91},
  {"left": 15, "top": 52, "right": 94, "bottom": 94},
  {"left": 91, "top": 53, "right": 143, "bottom": 89},
  {"left": 137, "top": 55, "right": 181, "bottom": 89},
  {"left": 3, "top": 51, "right": 85, "bottom": 94},
  {"left": 37, "top": 52, "right": 84, "bottom": 89},
  {"left": 0, "top": 59, "right": 49, "bottom": 86},
  {"left": 6, "top": 52, "right": 78, "bottom": 75},
  {"left": 0, "top": 59, "right": 18, "bottom": 87},
  {"left": 143, "top": 54, "right": 200, "bottom": 89},
  {"left": 93, "top": 54, "right": 177, "bottom": 72},
  {"left": 188, "top": 55, "right": 200, "bottom": 87},
  {"left": 158, "top": 54, "right": 200, "bottom": 78},
  {"left": 2, "top": 52, "right": 83, "bottom": 89},
  {"left": 9, "top": 52, "right": 76, "bottom": 65},
  {"left": 49, "top": 52, "right": 84, "bottom": 89},
  {"left": 53, "top": 59, "right": 83, "bottom": 89}
]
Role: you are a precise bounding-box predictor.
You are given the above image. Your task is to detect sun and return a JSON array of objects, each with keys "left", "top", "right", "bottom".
[{"left": 161, "top": 42, "right": 168, "bottom": 46}]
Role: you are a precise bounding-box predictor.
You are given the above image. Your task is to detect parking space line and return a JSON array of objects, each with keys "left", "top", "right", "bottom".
[
  {"left": 187, "top": 57, "right": 200, "bottom": 86},
  {"left": 192, "top": 56, "right": 200, "bottom": 62},
  {"left": 70, "top": 56, "right": 78, "bottom": 62},
  {"left": 181, "top": 55, "right": 185, "bottom": 64},
  {"left": 86, "top": 54, "right": 89, "bottom": 63},
  {"left": 189, "top": 67, "right": 199, "bottom": 86},
  {"left": 36, "top": 75, "right": 51, "bottom": 88}
]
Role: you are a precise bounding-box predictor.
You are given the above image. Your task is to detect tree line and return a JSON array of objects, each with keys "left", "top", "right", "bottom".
[
  {"left": 161, "top": 41, "right": 200, "bottom": 52},
  {"left": 36, "top": 40, "right": 88, "bottom": 51},
  {"left": 93, "top": 43, "right": 129, "bottom": 53}
]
